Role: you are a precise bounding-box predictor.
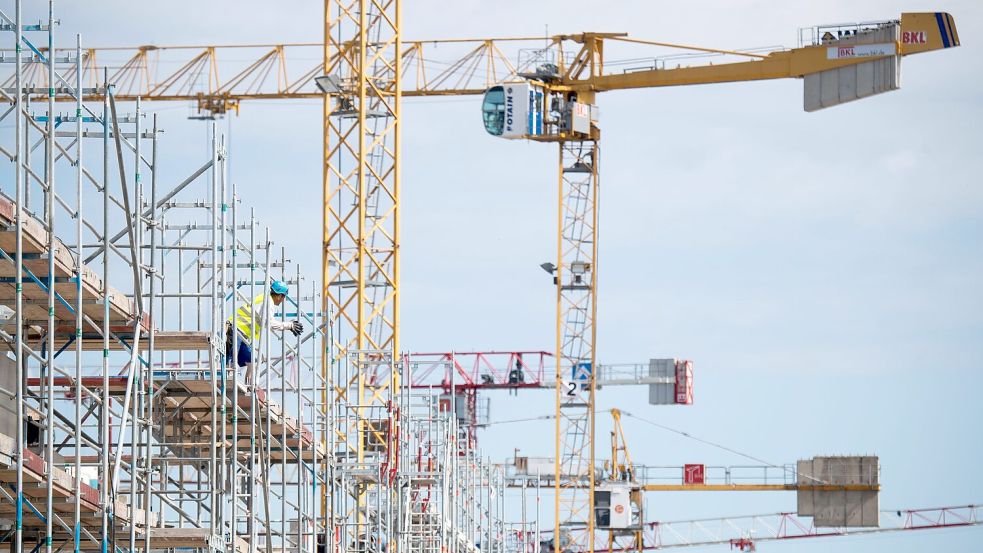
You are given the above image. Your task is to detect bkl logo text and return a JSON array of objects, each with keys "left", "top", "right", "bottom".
[{"left": 902, "top": 31, "right": 927, "bottom": 44}]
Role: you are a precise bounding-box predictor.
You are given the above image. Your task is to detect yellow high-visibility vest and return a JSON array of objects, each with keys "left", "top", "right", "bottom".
[{"left": 229, "top": 293, "right": 268, "bottom": 342}]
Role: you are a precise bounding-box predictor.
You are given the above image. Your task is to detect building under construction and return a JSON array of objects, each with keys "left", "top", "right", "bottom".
[{"left": 0, "top": 1, "right": 979, "bottom": 553}]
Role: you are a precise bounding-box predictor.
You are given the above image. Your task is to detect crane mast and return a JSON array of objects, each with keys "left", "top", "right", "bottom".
[
  {"left": 323, "top": 0, "right": 402, "bottom": 549},
  {"left": 553, "top": 138, "right": 600, "bottom": 553}
]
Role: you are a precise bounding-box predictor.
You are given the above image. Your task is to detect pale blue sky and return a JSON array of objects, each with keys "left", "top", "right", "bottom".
[{"left": 37, "top": 1, "right": 983, "bottom": 551}]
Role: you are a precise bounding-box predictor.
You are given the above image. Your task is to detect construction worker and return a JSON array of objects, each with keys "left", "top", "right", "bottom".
[{"left": 226, "top": 279, "right": 303, "bottom": 372}]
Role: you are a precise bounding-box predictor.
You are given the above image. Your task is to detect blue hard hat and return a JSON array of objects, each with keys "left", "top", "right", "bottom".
[{"left": 270, "top": 280, "right": 288, "bottom": 295}]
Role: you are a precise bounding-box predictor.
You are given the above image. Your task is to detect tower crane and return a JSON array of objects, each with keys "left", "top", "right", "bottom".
[
  {"left": 5, "top": 7, "right": 964, "bottom": 553},
  {"left": 403, "top": 351, "right": 692, "bottom": 448},
  {"left": 586, "top": 410, "right": 981, "bottom": 552},
  {"left": 472, "top": 14, "right": 958, "bottom": 553},
  {"left": 591, "top": 503, "right": 983, "bottom": 552}
]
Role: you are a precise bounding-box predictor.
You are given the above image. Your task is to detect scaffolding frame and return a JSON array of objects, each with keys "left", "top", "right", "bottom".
[
  {"left": 0, "top": 5, "right": 536, "bottom": 553},
  {"left": 0, "top": 3, "right": 329, "bottom": 552}
]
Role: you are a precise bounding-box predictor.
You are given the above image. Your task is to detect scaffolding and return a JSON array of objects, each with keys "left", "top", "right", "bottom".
[
  {"left": 394, "top": 358, "right": 508, "bottom": 553},
  {"left": 0, "top": 4, "right": 514, "bottom": 553},
  {"left": 325, "top": 351, "right": 508, "bottom": 553},
  {"left": 0, "top": 3, "right": 329, "bottom": 552}
]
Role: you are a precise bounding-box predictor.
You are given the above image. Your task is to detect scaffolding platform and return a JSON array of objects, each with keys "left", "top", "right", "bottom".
[
  {"left": 0, "top": 431, "right": 156, "bottom": 529},
  {"left": 0, "top": 194, "right": 149, "bottom": 332},
  {"left": 155, "top": 376, "right": 326, "bottom": 463},
  {"left": 0, "top": 193, "right": 213, "bottom": 354},
  {"left": 22, "top": 374, "right": 326, "bottom": 463},
  {"left": 119, "top": 528, "right": 249, "bottom": 553},
  {"left": 24, "top": 325, "right": 211, "bottom": 351}
]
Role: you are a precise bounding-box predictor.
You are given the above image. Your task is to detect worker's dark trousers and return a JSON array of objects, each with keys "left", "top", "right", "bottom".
[{"left": 225, "top": 326, "right": 253, "bottom": 368}]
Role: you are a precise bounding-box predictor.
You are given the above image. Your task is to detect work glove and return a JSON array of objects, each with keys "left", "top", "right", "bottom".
[{"left": 290, "top": 320, "right": 304, "bottom": 337}]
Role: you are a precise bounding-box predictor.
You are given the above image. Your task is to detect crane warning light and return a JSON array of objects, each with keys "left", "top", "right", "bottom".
[{"left": 684, "top": 464, "right": 705, "bottom": 485}]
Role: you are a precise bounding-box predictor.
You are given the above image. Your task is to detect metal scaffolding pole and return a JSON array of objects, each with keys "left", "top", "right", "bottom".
[
  {"left": 248, "top": 207, "right": 258, "bottom": 552},
  {"left": 208, "top": 120, "right": 220, "bottom": 539},
  {"left": 231, "top": 174, "right": 240, "bottom": 546},
  {"left": 280, "top": 244, "right": 287, "bottom": 550},
  {"left": 144, "top": 111, "right": 159, "bottom": 553},
  {"left": 43, "top": 4, "right": 56, "bottom": 552},
  {"left": 100, "top": 66, "right": 111, "bottom": 553},
  {"left": 72, "top": 30, "right": 83, "bottom": 553},
  {"left": 128, "top": 94, "right": 142, "bottom": 553},
  {"left": 295, "top": 262, "right": 304, "bottom": 553},
  {"left": 13, "top": 2, "right": 24, "bottom": 551}
]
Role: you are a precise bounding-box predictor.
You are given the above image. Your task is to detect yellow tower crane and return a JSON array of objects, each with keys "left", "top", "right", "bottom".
[
  {"left": 597, "top": 409, "right": 976, "bottom": 553},
  {"left": 15, "top": 8, "right": 961, "bottom": 553},
  {"left": 470, "top": 14, "right": 958, "bottom": 553}
]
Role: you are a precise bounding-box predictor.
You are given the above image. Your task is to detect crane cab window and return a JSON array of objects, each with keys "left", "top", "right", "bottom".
[
  {"left": 594, "top": 490, "right": 612, "bottom": 528},
  {"left": 481, "top": 86, "right": 505, "bottom": 136}
]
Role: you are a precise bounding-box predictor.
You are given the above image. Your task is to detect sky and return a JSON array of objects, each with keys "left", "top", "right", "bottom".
[{"left": 22, "top": 1, "right": 983, "bottom": 552}]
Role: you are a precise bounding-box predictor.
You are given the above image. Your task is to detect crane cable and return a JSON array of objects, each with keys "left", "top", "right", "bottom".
[
  {"left": 468, "top": 414, "right": 555, "bottom": 427},
  {"left": 469, "top": 409, "right": 828, "bottom": 484},
  {"left": 618, "top": 410, "right": 828, "bottom": 485}
]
